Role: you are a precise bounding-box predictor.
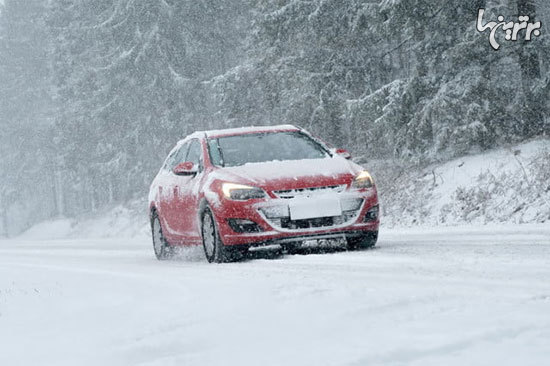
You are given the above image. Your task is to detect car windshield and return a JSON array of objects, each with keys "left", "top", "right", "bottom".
[{"left": 208, "top": 131, "right": 329, "bottom": 167}]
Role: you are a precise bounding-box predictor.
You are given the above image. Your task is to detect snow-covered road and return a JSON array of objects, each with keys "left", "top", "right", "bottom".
[{"left": 1, "top": 225, "right": 550, "bottom": 366}]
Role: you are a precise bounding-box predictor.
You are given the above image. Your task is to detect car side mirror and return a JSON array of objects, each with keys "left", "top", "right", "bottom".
[
  {"left": 335, "top": 148, "right": 352, "bottom": 160},
  {"left": 173, "top": 162, "right": 198, "bottom": 176}
]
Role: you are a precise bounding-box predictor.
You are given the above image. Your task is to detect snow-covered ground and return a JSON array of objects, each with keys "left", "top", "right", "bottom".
[{"left": 1, "top": 224, "right": 549, "bottom": 366}]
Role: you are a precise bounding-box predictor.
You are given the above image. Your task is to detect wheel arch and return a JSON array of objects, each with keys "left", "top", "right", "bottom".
[{"left": 197, "top": 197, "right": 224, "bottom": 242}]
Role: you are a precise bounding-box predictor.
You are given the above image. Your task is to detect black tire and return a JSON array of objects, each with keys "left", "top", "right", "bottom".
[
  {"left": 346, "top": 231, "right": 378, "bottom": 251},
  {"left": 283, "top": 242, "right": 303, "bottom": 255},
  {"left": 151, "top": 211, "right": 173, "bottom": 260},
  {"left": 201, "top": 207, "right": 243, "bottom": 263}
]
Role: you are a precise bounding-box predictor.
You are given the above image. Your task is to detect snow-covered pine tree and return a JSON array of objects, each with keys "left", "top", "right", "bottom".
[
  {"left": 48, "top": 0, "right": 252, "bottom": 215},
  {"left": 0, "top": 0, "right": 56, "bottom": 236}
]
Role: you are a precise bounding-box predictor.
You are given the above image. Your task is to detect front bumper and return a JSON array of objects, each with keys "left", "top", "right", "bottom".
[{"left": 211, "top": 189, "right": 380, "bottom": 246}]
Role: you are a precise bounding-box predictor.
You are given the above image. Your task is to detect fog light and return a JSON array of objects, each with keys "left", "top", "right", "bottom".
[
  {"left": 364, "top": 205, "right": 379, "bottom": 222},
  {"left": 227, "top": 219, "right": 263, "bottom": 233}
]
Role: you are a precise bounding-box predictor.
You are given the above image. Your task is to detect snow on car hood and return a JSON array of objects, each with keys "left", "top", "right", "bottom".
[{"left": 212, "top": 156, "right": 361, "bottom": 188}]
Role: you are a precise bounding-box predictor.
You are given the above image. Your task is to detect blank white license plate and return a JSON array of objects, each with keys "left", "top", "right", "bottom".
[{"left": 289, "top": 196, "right": 342, "bottom": 220}]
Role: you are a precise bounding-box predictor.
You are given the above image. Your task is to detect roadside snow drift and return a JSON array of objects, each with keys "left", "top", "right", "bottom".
[{"left": 376, "top": 139, "right": 550, "bottom": 226}]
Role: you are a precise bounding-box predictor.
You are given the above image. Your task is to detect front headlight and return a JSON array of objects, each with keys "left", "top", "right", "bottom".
[
  {"left": 352, "top": 171, "right": 374, "bottom": 189},
  {"left": 222, "top": 182, "right": 266, "bottom": 201}
]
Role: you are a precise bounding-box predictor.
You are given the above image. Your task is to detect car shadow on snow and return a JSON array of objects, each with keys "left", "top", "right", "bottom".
[
  {"left": 166, "top": 241, "right": 378, "bottom": 263},
  {"left": 243, "top": 241, "right": 379, "bottom": 262}
]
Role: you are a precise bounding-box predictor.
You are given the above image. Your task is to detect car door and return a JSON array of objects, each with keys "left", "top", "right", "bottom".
[
  {"left": 159, "top": 141, "right": 190, "bottom": 239},
  {"left": 172, "top": 138, "right": 204, "bottom": 242}
]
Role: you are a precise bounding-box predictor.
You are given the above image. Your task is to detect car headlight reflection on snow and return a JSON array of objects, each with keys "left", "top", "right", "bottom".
[
  {"left": 352, "top": 171, "right": 374, "bottom": 189},
  {"left": 222, "top": 182, "right": 266, "bottom": 201}
]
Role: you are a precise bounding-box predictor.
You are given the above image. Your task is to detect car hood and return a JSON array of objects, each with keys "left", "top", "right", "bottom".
[{"left": 211, "top": 157, "right": 362, "bottom": 191}]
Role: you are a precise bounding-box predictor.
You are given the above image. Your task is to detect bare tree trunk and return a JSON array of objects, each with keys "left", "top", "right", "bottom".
[
  {"left": 0, "top": 194, "right": 8, "bottom": 238},
  {"left": 49, "top": 170, "right": 59, "bottom": 217},
  {"left": 517, "top": 0, "right": 544, "bottom": 137},
  {"left": 56, "top": 169, "right": 65, "bottom": 217}
]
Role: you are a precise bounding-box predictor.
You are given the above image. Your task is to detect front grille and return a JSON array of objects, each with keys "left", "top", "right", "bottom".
[
  {"left": 280, "top": 217, "right": 334, "bottom": 229},
  {"left": 273, "top": 185, "right": 346, "bottom": 199}
]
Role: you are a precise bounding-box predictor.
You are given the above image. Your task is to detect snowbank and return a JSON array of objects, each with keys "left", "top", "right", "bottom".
[
  {"left": 17, "top": 203, "right": 149, "bottom": 241},
  {"left": 374, "top": 138, "right": 550, "bottom": 227}
]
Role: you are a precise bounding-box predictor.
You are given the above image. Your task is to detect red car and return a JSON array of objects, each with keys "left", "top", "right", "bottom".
[{"left": 148, "top": 125, "right": 379, "bottom": 262}]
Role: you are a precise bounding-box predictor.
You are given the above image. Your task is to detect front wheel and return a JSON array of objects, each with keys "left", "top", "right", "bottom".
[
  {"left": 201, "top": 208, "right": 241, "bottom": 263},
  {"left": 346, "top": 231, "right": 378, "bottom": 251},
  {"left": 151, "top": 212, "right": 173, "bottom": 260}
]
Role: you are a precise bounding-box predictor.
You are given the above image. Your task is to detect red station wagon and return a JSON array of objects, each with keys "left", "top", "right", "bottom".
[{"left": 148, "top": 125, "right": 380, "bottom": 262}]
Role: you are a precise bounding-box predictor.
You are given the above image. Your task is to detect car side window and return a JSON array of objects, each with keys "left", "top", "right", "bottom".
[
  {"left": 162, "top": 150, "right": 177, "bottom": 171},
  {"left": 186, "top": 139, "right": 203, "bottom": 171},
  {"left": 166, "top": 141, "right": 190, "bottom": 171}
]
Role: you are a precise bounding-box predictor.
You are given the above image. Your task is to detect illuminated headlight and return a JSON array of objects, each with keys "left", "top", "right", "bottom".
[
  {"left": 352, "top": 171, "right": 374, "bottom": 189},
  {"left": 222, "top": 183, "right": 266, "bottom": 201}
]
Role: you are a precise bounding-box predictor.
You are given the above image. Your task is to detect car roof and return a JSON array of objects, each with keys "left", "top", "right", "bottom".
[{"left": 205, "top": 124, "right": 300, "bottom": 138}]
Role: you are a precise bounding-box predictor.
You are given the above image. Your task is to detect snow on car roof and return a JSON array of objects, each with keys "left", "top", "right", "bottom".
[{"left": 204, "top": 124, "right": 299, "bottom": 138}]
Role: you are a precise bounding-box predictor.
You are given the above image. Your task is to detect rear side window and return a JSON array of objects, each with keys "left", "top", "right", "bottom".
[{"left": 165, "top": 141, "right": 190, "bottom": 171}]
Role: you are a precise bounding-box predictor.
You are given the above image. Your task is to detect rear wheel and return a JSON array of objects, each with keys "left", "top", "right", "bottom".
[
  {"left": 151, "top": 212, "right": 173, "bottom": 260},
  {"left": 201, "top": 208, "right": 244, "bottom": 263},
  {"left": 346, "top": 231, "right": 378, "bottom": 251}
]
